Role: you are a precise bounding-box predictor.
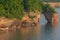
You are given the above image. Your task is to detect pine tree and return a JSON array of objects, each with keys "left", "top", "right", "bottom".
[
  {"left": 23, "top": 0, "right": 42, "bottom": 12},
  {"left": 0, "top": 0, "right": 24, "bottom": 20}
]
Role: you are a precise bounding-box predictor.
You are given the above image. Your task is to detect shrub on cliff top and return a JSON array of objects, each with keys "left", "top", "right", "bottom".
[
  {"left": 0, "top": 0, "right": 43, "bottom": 20},
  {"left": 39, "top": 2, "right": 57, "bottom": 13},
  {"left": 0, "top": 0, "right": 24, "bottom": 20},
  {"left": 23, "top": 0, "right": 42, "bottom": 12},
  {"left": 45, "top": 4, "right": 57, "bottom": 13}
]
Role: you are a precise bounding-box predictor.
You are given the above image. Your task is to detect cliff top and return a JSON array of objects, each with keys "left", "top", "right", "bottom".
[{"left": 39, "top": 0, "right": 60, "bottom": 2}]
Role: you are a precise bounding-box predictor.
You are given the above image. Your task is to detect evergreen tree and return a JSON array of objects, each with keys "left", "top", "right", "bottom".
[
  {"left": 0, "top": 0, "right": 43, "bottom": 20},
  {"left": 0, "top": 0, "right": 24, "bottom": 20},
  {"left": 23, "top": 0, "right": 42, "bottom": 12}
]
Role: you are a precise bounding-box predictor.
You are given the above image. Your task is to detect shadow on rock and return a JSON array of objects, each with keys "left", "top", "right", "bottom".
[{"left": 21, "top": 20, "right": 37, "bottom": 27}]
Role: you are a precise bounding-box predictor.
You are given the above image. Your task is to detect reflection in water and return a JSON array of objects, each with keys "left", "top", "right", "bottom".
[
  {"left": 8, "top": 29, "right": 22, "bottom": 40},
  {"left": 0, "top": 24, "right": 41, "bottom": 40},
  {"left": 40, "top": 22, "right": 58, "bottom": 40},
  {"left": 20, "top": 24, "right": 40, "bottom": 40},
  {"left": 0, "top": 22, "right": 58, "bottom": 40},
  {"left": 0, "top": 31, "right": 8, "bottom": 40}
]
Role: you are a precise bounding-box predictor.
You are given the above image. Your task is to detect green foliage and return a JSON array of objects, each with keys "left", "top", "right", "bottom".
[
  {"left": 23, "top": 0, "right": 42, "bottom": 12},
  {"left": 0, "top": 0, "right": 24, "bottom": 20},
  {"left": 45, "top": 4, "right": 57, "bottom": 13},
  {"left": 38, "top": 0, "right": 57, "bottom": 2},
  {"left": 39, "top": 2, "right": 57, "bottom": 13},
  {"left": 0, "top": 0, "right": 57, "bottom": 20},
  {"left": 28, "top": 15, "right": 36, "bottom": 19},
  {"left": 0, "top": 0, "right": 43, "bottom": 20}
]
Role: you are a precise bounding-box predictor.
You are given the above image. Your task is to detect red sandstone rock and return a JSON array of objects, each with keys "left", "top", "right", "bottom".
[
  {"left": 44, "top": 12, "right": 52, "bottom": 23},
  {"left": 44, "top": 12, "right": 58, "bottom": 25},
  {"left": 52, "top": 13, "right": 58, "bottom": 25}
]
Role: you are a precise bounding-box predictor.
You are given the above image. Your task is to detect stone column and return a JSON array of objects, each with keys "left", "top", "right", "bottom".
[
  {"left": 43, "top": 11, "right": 58, "bottom": 24},
  {"left": 52, "top": 13, "right": 58, "bottom": 25}
]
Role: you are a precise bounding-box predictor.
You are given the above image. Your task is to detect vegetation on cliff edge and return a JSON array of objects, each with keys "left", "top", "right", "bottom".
[
  {"left": 23, "top": 0, "right": 42, "bottom": 12},
  {"left": 39, "top": 2, "right": 57, "bottom": 13},
  {"left": 0, "top": 0, "right": 57, "bottom": 20}
]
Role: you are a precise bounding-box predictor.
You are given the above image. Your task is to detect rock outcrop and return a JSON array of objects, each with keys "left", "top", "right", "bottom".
[
  {"left": 52, "top": 13, "right": 58, "bottom": 25},
  {"left": 43, "top": 11, "right": 58, "bottom": 24},
  {"left": 43, "top": 11, "right": 53, "bottom": 23},
  {"left": 0, "top": 17, "right": 21, "bottom": 30},
  {"left": 0, "top": 11, "right": 41, "bottom": 30},
  {"left": 21, "top": 11, "right": 41, "bottom": 27}
]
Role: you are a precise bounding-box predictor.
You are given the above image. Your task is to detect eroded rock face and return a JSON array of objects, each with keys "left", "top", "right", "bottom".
[
  {"left": 0, "top": 17, "right": 21, "bottom": 30},
  {"left": 0, "top": 11, "right": 41, "bottom": 30},
  {"left": 27, "top": 11, "right": 41, "bottom": 23},
  {"left": 44, "top": 12, "right": 58, "bottom": 24},
  {"left": 0, "top": 17, "right": 14, "bottom": 27},
  {"left": 43, "top": 11, "right": 53, "bottom": 23},
  {"left": 21, "top": 11, "right": 41, "bottom": 27},
  {"left": 52, "top": 13, "right": 58, "bottom": 25}
]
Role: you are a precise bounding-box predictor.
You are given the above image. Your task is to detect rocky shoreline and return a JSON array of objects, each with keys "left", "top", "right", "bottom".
[
  {"left": 43, "top": 11, "right": 58, "bottom": 24},
  {"left": 0, "top": 11, "right": 41, "bottom": 30},
  {"left": 0, "top": 11, "right": 59, "bottom": 31}
]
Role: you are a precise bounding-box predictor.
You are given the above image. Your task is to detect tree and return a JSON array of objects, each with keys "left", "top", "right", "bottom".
[
  {"left": 23, "top": 0, "right": 42, "bottom": 12},
  {"left": 0, "top": 0, "right": 24, "bottom": 20}
]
